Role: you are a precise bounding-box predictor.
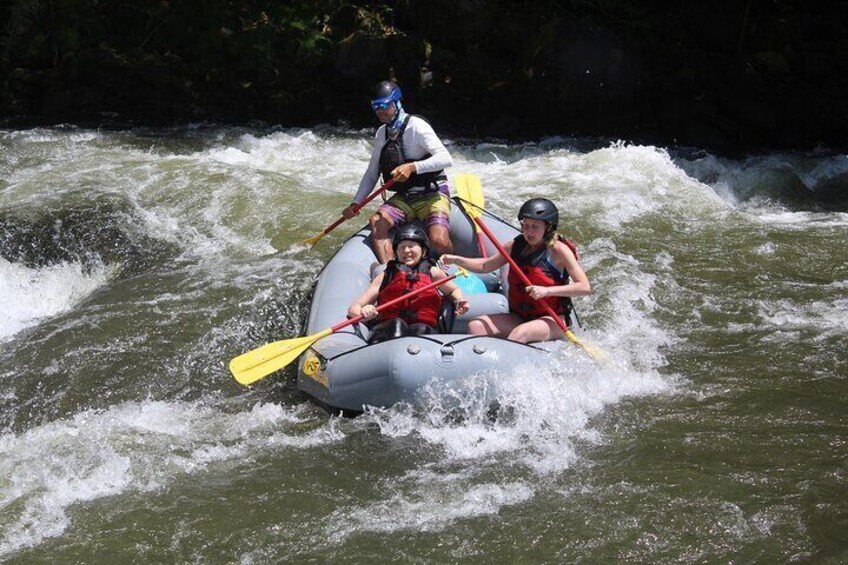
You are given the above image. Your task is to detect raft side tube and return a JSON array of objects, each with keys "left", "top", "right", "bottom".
[{"left": 299, "top": 334, "right": 555, "bottom": 412}]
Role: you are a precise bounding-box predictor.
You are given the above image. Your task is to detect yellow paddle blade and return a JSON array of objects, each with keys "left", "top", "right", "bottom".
[
  {"left": 229, "top": 328, "right": 333, "bottom": 385},
  {"left": 271, "top": 229, "right": 320, "bottom": 250},
  {"left": 298, "top": 231, "right": 326, "bottom": 248},
  {"left": 454, "top": 173, "right": 485, "bottom": 220},
  {"left": 268, "top": 227, "right": 327, "bottom": 251},
  {"left": 565, "top": 330, "right": 610, "bottom": 365}
]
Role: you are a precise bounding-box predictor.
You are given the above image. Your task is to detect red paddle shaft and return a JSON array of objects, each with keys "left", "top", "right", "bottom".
[
  {"left": 319, "top": 178, "right": 396, "bottom": 239},
  {"left": 330, "top": 268, "right": 463, "bottom": 332},
  {"left": 473, "top": 218, "right": 570, "bottom": 333}
]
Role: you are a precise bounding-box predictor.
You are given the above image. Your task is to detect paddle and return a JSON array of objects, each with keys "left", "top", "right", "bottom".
[
  {"left": 454, "top": 173, "right": 488, "bottom": 258},
  {"left": 298, "top": 178, "right": 396, "bottom": 247},
  {"left": 230, "top": 267, "right": 469, "bottom": 385},
  {"left": 454, "top": 174, "right": 607, "bottom": 362}
]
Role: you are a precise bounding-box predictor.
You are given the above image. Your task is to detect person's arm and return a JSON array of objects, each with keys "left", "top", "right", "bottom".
[
  {"left": 431, "top": 267, "right": 469, "bottom": 315},
  {"left": 403, "top": 117, "right": 452, "bottom": 175},
  {"left": 525, "top": 242, "right": 591, "bottom": 300},
  {"left": 350, "top": 128, "right": 385, "bottom": 205},
  {"left": 440, "top": 241, "right": 510, "bottom": 274},
  {"left": 347, "top": 273, "right": 384, "bottom": 320}
]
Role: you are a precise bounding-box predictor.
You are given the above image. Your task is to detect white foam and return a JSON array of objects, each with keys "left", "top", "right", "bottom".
[
  {"left": 751, "top": 210, "right": 848, "bottom": 229},
  {"left": 677, "top": 151, "right": 848, "bottom": 225},
  {"left": 326, "top": 481, "right": 534, "bottom": 543},
  {"left": 107, "top": 129, "right": 380, "bottom": 259},
  {"left": 757, "top": 296, "right": 848, "bottom": 339},
  {"left": 755, "top": 241, "right": 777, "bottom": 255},
  {"left": 453, "top": 141, "right": 728, "bottom": 232},
  {"left": 354, "top": 202, "right": 675, "bottom": 480},
  {"left": 202, "top": 129, "right": 368, "bottom": 190},
  {"left": 325, "top": 334, "right": 670, "bottom": 543},
  {"left": 365, "top": 352, "right": 669, "bottom": 478},
  {"left": 0, "top": 400, "right": 337, "bottom": 556},
  {"left": 584, "top": 238, "right": 679, "bottom": 372},
  {"left": 2, "top": 128, "right": 66, "bottom": 143},
  {"left": 0, "top": 258, "right": 113, "bottom": 341}
]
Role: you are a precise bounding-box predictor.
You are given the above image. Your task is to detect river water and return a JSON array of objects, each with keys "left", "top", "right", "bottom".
[{"left": 1, "top": 125, "right": 845, "bottom": 563}]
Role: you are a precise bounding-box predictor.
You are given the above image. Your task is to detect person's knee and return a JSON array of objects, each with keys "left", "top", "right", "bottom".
[
  {"left": 370, "top": 214, "right": 391, "bottom": 236},
  {"left": 507, "top": 324, "right": 539, "bottom": 344},
  {"left": 428, "top": 228, "right": 452, "bottom": 254},
  {"left": 467, "top": 318, "right": 487, "bottom": 335},
  {"left": 433, "top": 236, "right": 452, "bottom": 255},
  {"left": 507, "top": 328, "right": 532, "bottom": 343}
]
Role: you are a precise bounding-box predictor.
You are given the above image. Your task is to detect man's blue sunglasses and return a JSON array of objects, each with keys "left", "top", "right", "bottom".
[{"left": 371, "top": 100, "right": 392, "bottom": 111}]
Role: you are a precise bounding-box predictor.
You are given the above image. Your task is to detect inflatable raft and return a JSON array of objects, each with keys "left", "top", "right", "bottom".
[{"left": 297, "top": 197, "right": 579, "bottom": 413}]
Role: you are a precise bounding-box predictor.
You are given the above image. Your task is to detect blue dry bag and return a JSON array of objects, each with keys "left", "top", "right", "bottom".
[{"left": 454, "top": 272, "right": 488, "bottom": 295}]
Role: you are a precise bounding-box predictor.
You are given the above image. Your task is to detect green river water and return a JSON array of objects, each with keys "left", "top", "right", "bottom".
[{"left": 1, "top": 126, "right": 846, "bottom": 563}]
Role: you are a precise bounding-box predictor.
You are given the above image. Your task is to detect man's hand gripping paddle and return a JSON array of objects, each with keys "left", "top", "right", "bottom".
[{"left": 296, "top": 179, "right": 396, "bottom": 248}]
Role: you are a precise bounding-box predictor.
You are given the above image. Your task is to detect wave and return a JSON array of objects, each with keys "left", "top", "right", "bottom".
[
  {"left": 0, "top": 399, "right": 335, "bottom": 557},
  {"left": 0, "top": 257, "right": 114, "bottom": 341},
  {"left": 0, "top": 192, "right": 171, "bottom": 271},
  {"left": 326, "top": 481, "right": 534, "bottom": 544},
  {"left": 1, "top": 126, "right": 842, "bottom": 559},
  {"left": 677, "top": 152, "right": 848, "bottom": 211},
  {"left": 0, "top": 193, "right": 178, "bottom": 341}
]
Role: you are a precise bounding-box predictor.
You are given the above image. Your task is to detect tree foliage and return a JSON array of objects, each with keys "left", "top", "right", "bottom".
[{"left": 1, "top": 0, "right": 844, "bottom": 152}]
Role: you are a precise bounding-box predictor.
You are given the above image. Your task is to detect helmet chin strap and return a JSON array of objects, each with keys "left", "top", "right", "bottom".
[{"left": 387, "top": 101, "right": 407, "bottom": 136}]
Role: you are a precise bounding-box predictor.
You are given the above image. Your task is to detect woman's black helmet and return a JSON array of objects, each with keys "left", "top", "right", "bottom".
[
  {"left": 392, "top": 224, "right": 429, "bottom": 253},
  {"left": 518, "top": 198, "right": 559, "bottom": 231}
]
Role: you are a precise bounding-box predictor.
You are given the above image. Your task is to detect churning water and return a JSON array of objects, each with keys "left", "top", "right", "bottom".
[{"left": 1, "top": 125, "right": 845, "bottom": 562}]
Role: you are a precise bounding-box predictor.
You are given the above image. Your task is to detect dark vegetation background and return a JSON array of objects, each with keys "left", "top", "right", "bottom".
[{"left": 1, "top": 0, "right": 845, "bottom": 153}]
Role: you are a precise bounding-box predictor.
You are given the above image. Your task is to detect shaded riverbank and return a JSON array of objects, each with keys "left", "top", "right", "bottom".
[{"left": 2, "top": 1, "right": 846, "bottom": 154}]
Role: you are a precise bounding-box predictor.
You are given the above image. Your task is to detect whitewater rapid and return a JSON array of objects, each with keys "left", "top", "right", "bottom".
[{"left": 1, "top": 126, "right": 845, "bottom": 561}]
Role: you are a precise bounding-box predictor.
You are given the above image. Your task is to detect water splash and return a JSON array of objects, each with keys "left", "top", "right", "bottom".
[
  {"left": 0, "top": 258, "right": 114, "bottom": 341},
  {"left": 0, "top": 399, "right": 336, "bottom": 556}
]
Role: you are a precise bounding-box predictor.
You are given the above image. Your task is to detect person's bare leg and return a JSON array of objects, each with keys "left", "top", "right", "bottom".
[
  {"left": 507, "top": 317, "right": 565, "bottom": 344},
  {"left": 369, "top": 212, "right": 395, "bottom": 264},
  {"left": 467, "top": 313, "right": 522, "bottom": 337},
  {"left": 427, "top": 224, "right": 452, "bottom": 257}
]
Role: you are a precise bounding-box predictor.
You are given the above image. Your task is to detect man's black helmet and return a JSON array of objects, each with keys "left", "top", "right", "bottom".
[
  {"left": 371, "top": 80, "right": 402, "bottom": 104},
  {"left": 392, "top": 224, "right": 429, "bottom": 253},
  {"left": 518, "top": 198, "right": 559, "bottom": 231}
]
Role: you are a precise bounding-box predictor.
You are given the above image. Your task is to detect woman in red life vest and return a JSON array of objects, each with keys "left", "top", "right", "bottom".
[
  {"left": 440, "top": 198, "right": 590, "bottom": 344},
  {"left": 348, "top": 225, "right": 469, "bottom": 343}
]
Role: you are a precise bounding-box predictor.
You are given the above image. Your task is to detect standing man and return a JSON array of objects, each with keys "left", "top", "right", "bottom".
[{"left": 342, "top": 80, "right": 453, "bottom": 267}]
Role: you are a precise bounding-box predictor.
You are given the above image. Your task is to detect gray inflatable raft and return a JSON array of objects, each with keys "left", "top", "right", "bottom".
[{"left": 297, "top": 198, "right": 578, "bottom": 413}]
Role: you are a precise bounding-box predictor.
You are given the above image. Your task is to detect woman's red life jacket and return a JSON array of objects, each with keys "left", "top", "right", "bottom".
[
  {"left": 507, "top": 235, "right": 577, "bottom": 319},
  {"left": 377, "top": 258, "right": 441, "bottom": 327}
]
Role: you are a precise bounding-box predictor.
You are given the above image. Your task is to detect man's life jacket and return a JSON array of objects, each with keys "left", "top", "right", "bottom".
[
  {"left": 379, "top": 115, "right": 447, "bottom": 201},
  {"left": 377, "top": 258, "right": 442, "bottom": 327},
  {"left": 507, "top": 235, "right": 577, "bottom": 320}
]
